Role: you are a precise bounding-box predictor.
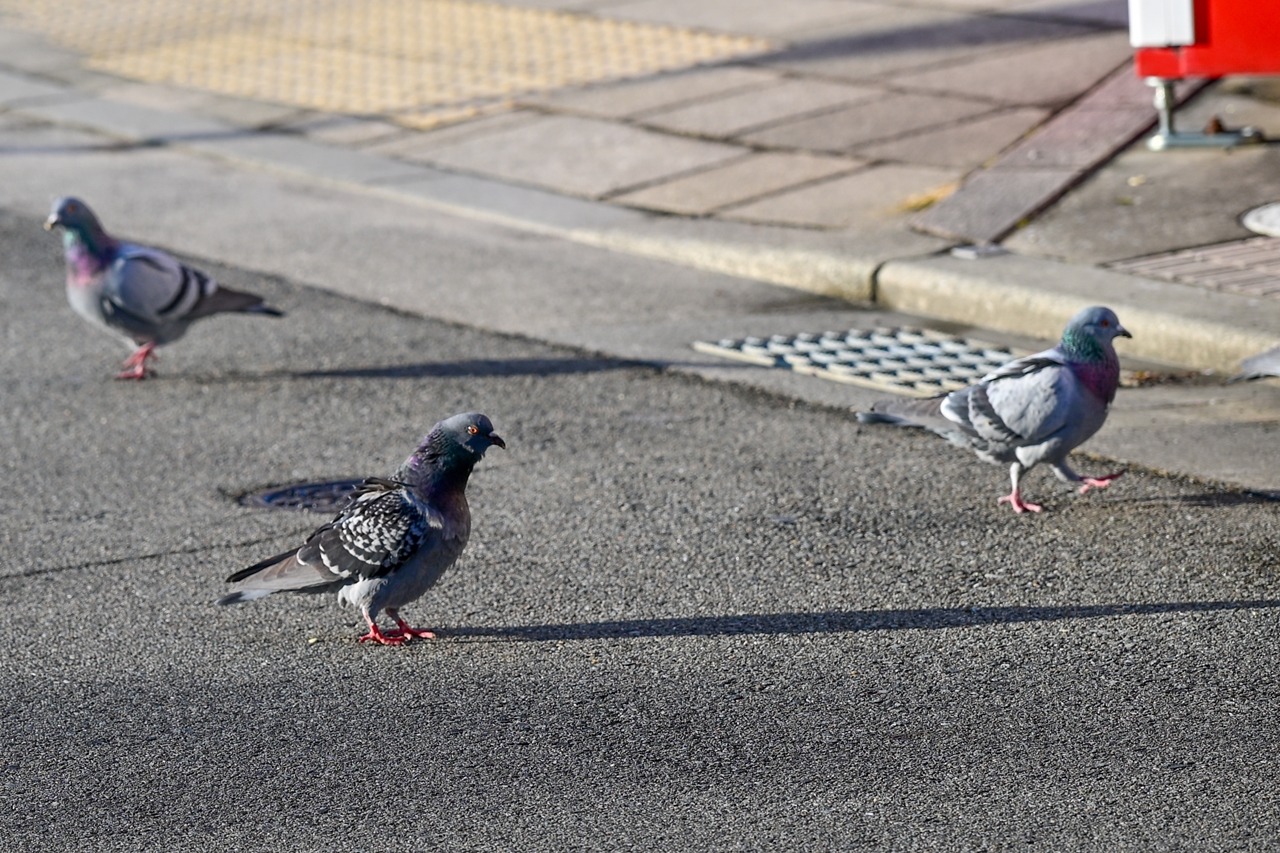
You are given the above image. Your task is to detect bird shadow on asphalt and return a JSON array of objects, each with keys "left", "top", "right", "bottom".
[
  {"left": 163, "top": 356, "right": 645, "bottom": 383},
  {"left": 442, "top": 599, "right": 1280, "bottom": 642},
  {"left": 153, "top": 356, "right": 773, "bottom": 384},
  {"left": 1125, "top": 492, "right": 1280, "bottom": 508}
]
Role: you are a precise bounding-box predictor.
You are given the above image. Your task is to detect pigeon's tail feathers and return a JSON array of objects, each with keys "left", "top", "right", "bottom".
[
  {"left": 216, "top": 589, "right": 274, "bottom": 606},
  {"left": 858, "top": 395, "right": 949, "bottom": 429},
  {"left": 223, "top": 550, "right": 339, "bottom": 601},
  {"left": 1233, "top": 346, "right": 1280, "bottom": 382},
  {"left": 188, "top": 285, "right": 283, "bottom": 320},
  {"left": 856, "top": 410, "right": 918, "bottom": 426}
]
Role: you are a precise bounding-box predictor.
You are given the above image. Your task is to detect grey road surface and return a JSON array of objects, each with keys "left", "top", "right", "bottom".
[{"left": 2, "top": 207, "right": 1279, "bottom": 851}]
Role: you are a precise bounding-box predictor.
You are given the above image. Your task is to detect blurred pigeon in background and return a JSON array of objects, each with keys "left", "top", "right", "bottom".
[
  {"left": 220, "top": 413, "right": 505, "bottom": 646},
  {"left": 1233, "top": 345, "right": 1280, "bottom": 381},
  {"left": 45, "top": 196, "right": 283, "bottom": 379},
  {"left": 857, "top": 306, "right": 1131, "bottom": 513}
]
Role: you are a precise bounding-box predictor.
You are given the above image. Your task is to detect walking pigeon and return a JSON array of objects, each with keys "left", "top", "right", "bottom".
[
  {"left": 44, "top": 196, "right": 283, "bottom": 379},
  {"left": 857, "top": 306, "right": 1131, "bottom": 513},
  {"left": 219, "top": 413, "right": 505, "bottom": 646}
]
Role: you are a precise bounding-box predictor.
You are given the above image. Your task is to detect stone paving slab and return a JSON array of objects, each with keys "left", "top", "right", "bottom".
[
  {"left": 598, "top": 0, "right": 897, "bottom": 39},
  {"left": 518, "top": 65, "right": 781, "bottom": 119},
  {"left": 760, "top": 13, "right": 1097, "bottom": 82},
  {"left": 743, "top": 91, "right": 996, "bottom": 152},
  {"left": 887, "top": 29, "right": 1132, "bottom": 107},
  {"left": 854, "top": 107, "right": 1049, "bottom": 169},
  {"left": 911, "top": 65, "right": 1206, "bottom": 244},
  {"left": 611, "top": 151, "right": 863, "bottom": 215},
  {"left": 637, "top": 78, "right": 879, "bottom": 139},
  {"left": 420, "top": 114, "right": 745, "bottom": 199},
  {"left": 722, "top": 163, "right": 963, "bottom": 228}
]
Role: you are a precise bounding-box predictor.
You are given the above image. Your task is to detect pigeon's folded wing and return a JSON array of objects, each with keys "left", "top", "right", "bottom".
[
  {"left": 943, "top": 354, "right": 1074, "bottom": 446},
  {"left": 106, "top": 243, "right": 214, "bottom": 324},
  {"left": 296, "top": 479, "right": 444, "bottom": 582}
]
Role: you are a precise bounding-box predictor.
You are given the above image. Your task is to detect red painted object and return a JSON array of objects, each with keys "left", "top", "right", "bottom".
[{"left": 1135, "top": 0, "right": 1280, "bottom": 78}]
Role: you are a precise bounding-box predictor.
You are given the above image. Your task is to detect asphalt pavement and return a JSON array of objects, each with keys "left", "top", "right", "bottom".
[{"left": 4, "top": 197, "right": 1280, "bottom": 851}]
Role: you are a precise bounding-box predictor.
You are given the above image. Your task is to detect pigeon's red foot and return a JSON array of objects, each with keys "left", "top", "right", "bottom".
[
  {"left": 998, "top": 490, "right": 1043, "bottom": 514},
  {"left": 392, "top": 622, "right": 436, "bottom": 640},
  {"left": 1079, "top": 470, "right": 1126, "bottom": 494},
  {"left": 357, "top": 623, "right": 407, "bottom": 646},
  {"left": 116, "top": 343, "right": 157, "bottom": 380}
]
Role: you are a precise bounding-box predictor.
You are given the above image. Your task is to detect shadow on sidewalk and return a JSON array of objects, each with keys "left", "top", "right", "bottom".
[
  {"left": 445, "top": 598, "right": 1280, "bottom": 642},
  {"left": 759, "top": 0, "right": 1124, "bottom": 68}
]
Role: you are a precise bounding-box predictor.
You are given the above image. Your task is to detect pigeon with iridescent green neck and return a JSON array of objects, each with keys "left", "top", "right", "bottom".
[
  {"left": 219, "top": 414, "right": 505, "bottom": 646},
  {"left": 44, "top": 197, "right": 283, "bottom": 379},
  {"left": 857, "top": 306, "right": 1131, "bottom": 513}
]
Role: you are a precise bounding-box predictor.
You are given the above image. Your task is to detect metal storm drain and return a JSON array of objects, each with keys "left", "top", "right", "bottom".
[
  {"left": 693, "top": 327, "right": 1020, "bottom": 398},
  {"left": 1106, "top": 236, "right": 1280, "bottom": 297},
  {"left": 239, "top": 479, "right": 366, "bottom": 513}
]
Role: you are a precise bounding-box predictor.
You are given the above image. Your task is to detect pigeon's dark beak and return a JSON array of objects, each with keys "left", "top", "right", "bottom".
[
  {"left": 1117, "top": 325, "right": 1132, "bottom": 338},
  {"left": 43, "top": 214, "right": 58, "bottom": 231},
  {"left": 489, "top": 433, "right": 506, "bottom": 450}
]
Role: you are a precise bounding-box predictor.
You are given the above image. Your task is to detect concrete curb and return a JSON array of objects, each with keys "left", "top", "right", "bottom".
[
  {"left": 4, "top": 67, "right": 1275, "bottom": 373},
  {"left": 877, "top": 254, "right": 1280, "bottom": 373}
]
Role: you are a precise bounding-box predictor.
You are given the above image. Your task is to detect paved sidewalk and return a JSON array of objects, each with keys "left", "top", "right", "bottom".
[{"left": 2, "top": 0, "right": 1280, "bottom": 491}]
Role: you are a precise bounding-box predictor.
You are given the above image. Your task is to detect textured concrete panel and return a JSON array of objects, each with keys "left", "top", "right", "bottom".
[
  {"left": 640, "top": 79, "right": 879, "bottom": 138},
  {"left": 422, "top": 114, "right": 744, "bottom": 198},
  {"left": 613, "top": 152, "right": 863, "bottom": 214},
  {"left": 742, "top": 92, "right": 993, "bottom": 151},
  {"left": 723, "top": 163, "right": 962, "bottom": 228}
]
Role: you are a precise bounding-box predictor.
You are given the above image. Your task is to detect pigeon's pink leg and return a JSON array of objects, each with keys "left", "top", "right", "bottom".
[
  {"left": 999, "top": 462, "right": 1043, "bottom": 513},
  {"left": 1079, "top": 470, "right": 1126, "bottom": 494},
  {"left": 357, "top": 618, "right": 407, "bottom": 646},
  {"left": 998, "top": 489, "right": 1043, "bottom": 514},
  {"left": 116, "top": 342, "right": 157, "bottom": 380},
  {"left": 386, "top": 608, "right": 436, "bottom": 640}
]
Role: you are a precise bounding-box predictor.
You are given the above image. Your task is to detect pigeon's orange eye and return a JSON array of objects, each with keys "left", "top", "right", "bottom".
[
  {"left": 1101, "top": 319, "right": 1110, "bottom": 326},
  {"left": 466, "top": 425, "right": 479, "bottom": 435}
]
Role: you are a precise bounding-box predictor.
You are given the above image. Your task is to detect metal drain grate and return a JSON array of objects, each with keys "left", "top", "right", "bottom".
[
  {"left": 693, "top": 327, "right": 1020, "bottom": 397},
  {"left": 239, "top": 479, "right": 366, "bottom": 513},
  {"left": 1106, "top": 236, "right": 1280, "bottom": 297}
]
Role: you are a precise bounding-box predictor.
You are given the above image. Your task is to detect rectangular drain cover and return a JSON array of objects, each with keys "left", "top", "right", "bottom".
[
  {"left": 693, "top": 327, "right": 1021, "bottom": 397},
  {"left": 1106, "top": 236, "right": 1280, "bottom": 297}
]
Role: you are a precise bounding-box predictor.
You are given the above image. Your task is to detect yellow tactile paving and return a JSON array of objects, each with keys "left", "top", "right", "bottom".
[{"left": 2, "top": 0, "right": 775, "bottom": 128}]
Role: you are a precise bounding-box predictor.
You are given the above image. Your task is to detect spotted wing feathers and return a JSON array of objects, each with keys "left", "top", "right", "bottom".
[{"left": 219, "top": 479, "right": 442, "bottom": 604}]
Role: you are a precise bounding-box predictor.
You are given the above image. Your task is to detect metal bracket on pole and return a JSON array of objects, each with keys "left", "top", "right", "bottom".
[{"left": 1146, "top": 77, "right": 1265, "bottom": 150}]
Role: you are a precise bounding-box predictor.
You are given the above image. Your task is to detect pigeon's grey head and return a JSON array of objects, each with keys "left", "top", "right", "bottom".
[
  {"left": 44, "top": 197, "right": 105, "bottom": 237},
  {"left": 424, "top": 413, "right": 505, "bottom": 461},
  {"left": 1064, "top": 305, "right": 1131, "bottom": 345}
]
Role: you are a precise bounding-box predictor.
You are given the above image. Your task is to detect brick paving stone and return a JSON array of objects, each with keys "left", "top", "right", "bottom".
[
  {"left": 996, "top": 106, "right": 1154, "bottom": 168},
  {"left": 911, "top": 166, "right": 1080, "bottom": 242},
  {"left": 854, "top": 107, "right": 1049, "bottom": 168},
  {"left": 741, "top": 92, "right": 994, "bottom": 152},
  {"left": 611, "top": 151, "right": 864, "bottom": 214},
  {"left": 721, "top": 163, "right": 962, "bottom": 228},
  {"left": 887, "top": 30, "right": 1133, "bottom": 107},
  {"left": 762, "top": 14, "right": 1092, "bottom": 81},
  {"left": 639, "top": 79, "right": 879, "bottom": 139},
  {"left": 520, "top": 66, "right": 781, "bottom": 119},
  {"left": 420, "top": 114, "right": 745, "bottom": 198}
]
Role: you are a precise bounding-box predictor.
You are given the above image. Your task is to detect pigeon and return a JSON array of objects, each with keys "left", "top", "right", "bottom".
[
  {"left": 219, "top": 413, "right": 505, "bottom": 646},
  {"left": 857, "top": 306, "right": 1131, "bottom": 513},
  {"left": 44, "top": 196, "right": 283, "bottom": 379},
  {"left": 1232, "top": 345, "right": 1280, "bottom": 381}
]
